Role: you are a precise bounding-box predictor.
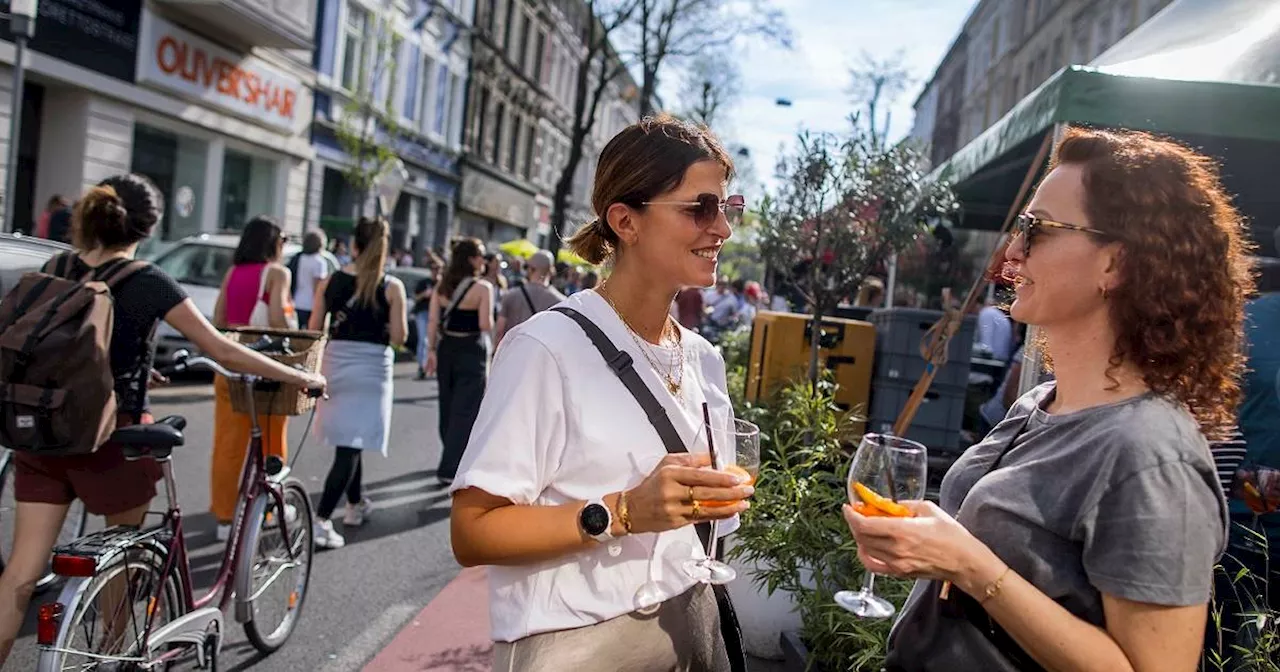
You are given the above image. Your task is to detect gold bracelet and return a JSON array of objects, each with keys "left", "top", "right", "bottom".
[
  {"left": 978, "top": 565, "right": 1012, "bottom": 605},
  {"left": 616, "top": 490, "right": 633, "bottom": 534}
]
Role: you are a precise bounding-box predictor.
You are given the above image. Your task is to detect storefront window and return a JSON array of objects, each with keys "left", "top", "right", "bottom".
[
  {"left": 131, "top": 124, "right": 208, "bottom": 242},
  {"left": 220, "top": 149, "right": 277, "bottom": 231}
]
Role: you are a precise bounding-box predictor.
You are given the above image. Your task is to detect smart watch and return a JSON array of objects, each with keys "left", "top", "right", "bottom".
[{"left": 579, "top": 498, "right": 614, "bottom": 542}]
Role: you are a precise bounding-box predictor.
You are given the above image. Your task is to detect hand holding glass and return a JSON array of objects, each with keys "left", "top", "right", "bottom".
[
  {"left": 835, "top": 433, "right": 927, "bottom": 618},
  {"left": 682, "top": 417, "right": 760, "bottom": 584}
]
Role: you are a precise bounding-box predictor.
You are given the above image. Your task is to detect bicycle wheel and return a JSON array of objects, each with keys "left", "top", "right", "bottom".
[
  {"left": 37, "top": 541, "right": 185, "bottom": 672},
  {"left": 0, "top": 452, "right": 87, "bottom": 591},
  {"left": 243, "top": 478, "right": 314, "bottom": 653}
]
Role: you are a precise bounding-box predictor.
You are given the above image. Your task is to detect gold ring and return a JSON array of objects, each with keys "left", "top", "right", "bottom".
[
  {"left": 687, "top": 486, "right": 696, "bottom": 503},
  {"left": 691, "top": 501, "right": 702, "bottom": 518}
]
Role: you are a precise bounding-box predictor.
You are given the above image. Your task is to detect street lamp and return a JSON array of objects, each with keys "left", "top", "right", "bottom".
[{"left": 3, "top": 0, "right": 36, "bottom": 233}]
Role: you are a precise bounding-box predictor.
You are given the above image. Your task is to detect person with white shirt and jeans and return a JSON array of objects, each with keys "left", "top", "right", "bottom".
[
  {"left": 291, "top": 230, "right": 330, "bottom": 328},
  {"left": 450, "top": 115, "right": 753, "bottom": 671}
]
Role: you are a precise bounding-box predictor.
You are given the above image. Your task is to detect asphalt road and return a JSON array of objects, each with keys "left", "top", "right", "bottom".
[{"left": 7, "top": 363, "right": 462, "bottom": 671}]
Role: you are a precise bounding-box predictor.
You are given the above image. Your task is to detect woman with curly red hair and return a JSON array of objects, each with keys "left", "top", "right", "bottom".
[{"left": 844, "top": 126, "right": 1251, "bottom": 671}]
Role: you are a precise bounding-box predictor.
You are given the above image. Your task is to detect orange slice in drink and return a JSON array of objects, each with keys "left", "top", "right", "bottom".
[
  {"left": 852, "top": 482, "right": 914, "bottom": 518},
  {"left": 698, "top": 465, "right": 756, "bottom": 508},
  {"left": 851, "top": 501, "right": 890, "bottom": 517}
]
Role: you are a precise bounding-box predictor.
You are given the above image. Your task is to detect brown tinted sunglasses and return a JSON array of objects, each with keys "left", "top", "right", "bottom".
[{"left": 642, "top": 194, "right": 745, "bottom": 228}]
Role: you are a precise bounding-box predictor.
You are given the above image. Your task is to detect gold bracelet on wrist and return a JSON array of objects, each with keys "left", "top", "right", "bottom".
[
  {"left": 978, "top": 565, "right": 1012, "bottom": 605},
  {"left": 616, "top": 490, "right": 633, "bottom": 534}
]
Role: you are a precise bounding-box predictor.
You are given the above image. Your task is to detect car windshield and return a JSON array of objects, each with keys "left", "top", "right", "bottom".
[{"left": 154, "top": 244, "right": 233, "bottom": 288}]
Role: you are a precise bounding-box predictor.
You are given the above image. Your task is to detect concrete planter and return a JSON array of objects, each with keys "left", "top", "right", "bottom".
[{"left": 724, "top": 536, "right": 803, "bottom": 660}]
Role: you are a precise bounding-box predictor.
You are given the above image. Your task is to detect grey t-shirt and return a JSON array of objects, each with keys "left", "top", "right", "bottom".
[
  {"left": 500, "top": 282, "right": 565, "bottom": 330},
  {"left": 885, "top": 382, "right": 1227, "bottom": 672}
]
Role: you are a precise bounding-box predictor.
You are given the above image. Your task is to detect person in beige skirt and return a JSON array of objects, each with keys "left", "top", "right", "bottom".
[{"left": 450, "top": 115, "right": 753, "bottom": 671}]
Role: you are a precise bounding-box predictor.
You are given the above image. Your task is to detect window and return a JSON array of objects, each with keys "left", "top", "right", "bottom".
[
  {"left": 154, "top": 244, "right": 233, "bottom": 289},
  {"left": 383, "top": 33, "right": 403, "bottom": 111},
  {"left": 533, "top": 30, "right": 547, "bottom": 82},
  {"left": 990, "top": 18, "right": 1001, "bottom": 61},
  {"left": 507, "top": 9, "right": 522, "bottom": 61},
  {"left": 418, "top": 54, "right": 437, "bottom": 131},
  {"left": 474, "top": 87, "right": 489, "bottom": 155},
  {"left": 448, "top": 74, "right": 463, "bottom": 145},
  {"left": 507, "top": 115, "right": 521, "bottom": 173},
  {"left": 433, "top": 63, "right": 452, "bottom": 136},
  {"left": 341, "top": 3, "right": 370, "bottom": 90},
  {"left": 517, "top": 13, "right": 532, "bottom": 73},
  {"left": 522, "top": 122, "right": 536, "bottom": 180},
  {"left": 503, "top": 0, "right": 516, "bottom": 50},
  {"left": 1008, "top": 76, "right": 1020, "bottom": 108},
  {"left": 491, "top": 102, "right": 505, "bottom": 165},
  {"left": 484, "top": 0, "right": 498, "bottom": 34},
  {"left": 1052, "top": 35, "right": 1064, "bottom": 68}
]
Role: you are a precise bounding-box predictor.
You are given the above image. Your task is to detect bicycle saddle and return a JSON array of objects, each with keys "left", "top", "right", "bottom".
[{"left": 112, "top": 417, "right": 185, "bottom": 459}]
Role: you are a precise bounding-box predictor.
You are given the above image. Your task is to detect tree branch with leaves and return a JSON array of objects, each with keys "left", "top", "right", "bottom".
[
  {"left": 334, "top": 11, "right": 404, "bottom": 219},
  {"left": 759, "top": 118, "right": 957, "bottom": 383}
]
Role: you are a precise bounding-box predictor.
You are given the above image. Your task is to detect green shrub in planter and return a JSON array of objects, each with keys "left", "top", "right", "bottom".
[{"left": 729, "top": 375, "right": 913, "bottom": 671}]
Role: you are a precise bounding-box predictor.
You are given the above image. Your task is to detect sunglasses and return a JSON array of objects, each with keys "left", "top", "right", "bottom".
[
  {"left": 1012, "top": 213, "right": 1110, "bottom": 257},
  {"left": 642, "top": 193, "right": 745, "bottom": 229}
]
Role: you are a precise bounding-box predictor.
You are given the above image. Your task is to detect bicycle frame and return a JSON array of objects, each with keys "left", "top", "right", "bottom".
[{"left": 42, "top": 355, "right": 302, "bottom": 668}]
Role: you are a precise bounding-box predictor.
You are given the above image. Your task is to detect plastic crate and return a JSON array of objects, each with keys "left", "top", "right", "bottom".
[
  {"left": 873, "top": 351, "right": 970, "bottom": 390},
  {"left": 868, "top": 380, "right": 967, "bottom": 453},
  {"left": 868, "top": 308, "right": 976, "bottom": 358}
]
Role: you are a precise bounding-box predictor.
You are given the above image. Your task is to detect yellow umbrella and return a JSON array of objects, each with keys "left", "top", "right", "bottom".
[
  {"left": 557, "top": 248, "right": 594, "bottom": 267},
  {"left": 499, "top": 238, "right": 539, "bottom": 259}
]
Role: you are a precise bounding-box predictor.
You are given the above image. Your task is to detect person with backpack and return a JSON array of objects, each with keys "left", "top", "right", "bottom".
[
  {"left": 495, "top": 249, "right": 564, "bottom": 347},
  {"left": 0, "top": 174, "right": 325, "bottom": 666},
  {"left": 208, "top": 216, "right": 297, "bottom": 542},
  {"left": 425, "top": 237, "right": 493, "bottom": 486},
  {"left": 290, "top": 230, "right": 330, "bottom": 328},
  {"left": 307, "top": 217, "right": 408, "bottom": 549}
]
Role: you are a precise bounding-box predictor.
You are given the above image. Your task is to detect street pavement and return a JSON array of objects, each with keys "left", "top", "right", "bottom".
[{"left": 8, "top": 361, "right": 789, "bottom": 671}]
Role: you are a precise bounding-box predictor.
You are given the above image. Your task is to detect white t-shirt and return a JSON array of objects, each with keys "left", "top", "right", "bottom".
[
  {"left": 451, "top": 289, "right": 738, "bottom": 642},
  {"left": 292, "top": 253, "right": 330, "bottom": 311}
]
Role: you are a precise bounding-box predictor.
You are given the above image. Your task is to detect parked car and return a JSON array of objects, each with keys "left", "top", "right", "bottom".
[
  {"left": 0, "top": 233, "right": 73, "bottom": 301},
  {"left": 387, "top": 266, "right": 434, "bottom": 353},
  {"left": 147, "top": 233, "right": 339, "bottom": 364}
]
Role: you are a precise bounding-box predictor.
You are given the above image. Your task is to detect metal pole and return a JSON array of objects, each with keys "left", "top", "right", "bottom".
[{"left": 3, "top": 35, "right": 27, "bottom": 233}]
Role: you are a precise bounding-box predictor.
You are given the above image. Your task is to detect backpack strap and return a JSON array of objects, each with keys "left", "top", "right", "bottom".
[
  {"left": 16, "top": 259, "right": 148, "bottom": 366},
  {"left": 96, "top": 259, "right": 149, "bottom": 288},
  {"left": 519, "top": 284, "right": 537, "bottom": 315}
]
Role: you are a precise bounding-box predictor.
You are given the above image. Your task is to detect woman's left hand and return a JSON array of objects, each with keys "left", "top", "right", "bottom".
[{"left": 843, "top": 500, "right": 996, "bottom": 590}]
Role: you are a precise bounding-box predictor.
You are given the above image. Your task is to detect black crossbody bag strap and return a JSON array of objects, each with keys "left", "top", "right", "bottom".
[{"left": 551, "top": 306, "right": 747, "bottom": 672}]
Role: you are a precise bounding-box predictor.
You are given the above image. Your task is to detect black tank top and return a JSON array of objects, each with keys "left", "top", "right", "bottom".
[
  {"left": 324, "top": 271, "right": 391, "bottom": 345},
  {"left": 443, "top": 278, "right": 482, "bottom": 333}
]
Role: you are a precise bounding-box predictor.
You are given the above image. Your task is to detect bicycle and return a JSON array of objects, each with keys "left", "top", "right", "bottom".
[
  {"left": 34, "top": 347, "right": 322, "bottom": 671},
  {"left": 0, "top": 448, "right": 87, "bottom": 592}
]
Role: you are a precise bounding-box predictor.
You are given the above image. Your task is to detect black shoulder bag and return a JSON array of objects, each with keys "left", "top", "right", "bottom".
[
  {"left": 551, "top": 306, "right": 748, "bottom": 672},
  {"left": 886, "top": 410, "right": 1043, "bottom": 672}
]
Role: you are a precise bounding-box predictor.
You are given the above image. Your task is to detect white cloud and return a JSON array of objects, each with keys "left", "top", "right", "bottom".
[{"left": 702, "top": 0, "right": 975, "bottom": 196}]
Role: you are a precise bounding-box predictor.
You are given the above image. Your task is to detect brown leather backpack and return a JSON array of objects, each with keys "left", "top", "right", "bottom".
[{"left": 0, "top": 253, "right": 148, "bottom": 456}]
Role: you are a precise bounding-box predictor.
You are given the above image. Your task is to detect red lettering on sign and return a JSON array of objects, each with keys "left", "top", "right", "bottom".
[{"left": 151, "top": 31, "right": 301, "bottom": 124}]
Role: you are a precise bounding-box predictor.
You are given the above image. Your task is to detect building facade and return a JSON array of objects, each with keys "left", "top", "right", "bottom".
[
  {"left": 462, "top": 0, "right": 637, "bottom": 248},
  {"left": 310, "top": 0, "right": 472, "bottom": 259},
  {"left": 0, "top": 0, "right": 316, "bottom": 239},
  {"left": 913, "top": 0, "right": 1175, "bottom": 167}
]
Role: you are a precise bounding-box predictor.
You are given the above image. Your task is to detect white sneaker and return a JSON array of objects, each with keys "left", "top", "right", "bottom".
[
  {"left": 343, "top": 497, "right": 375, "bottom": 527},
  {"left": 265, "top": 503, "right": 299, "bottom": 526},
  {"left": 313, "top": 519, "right": 346, "bottom": 549},
  {"left": 216, "top": 524, "right": 231, "bottom": 542}
]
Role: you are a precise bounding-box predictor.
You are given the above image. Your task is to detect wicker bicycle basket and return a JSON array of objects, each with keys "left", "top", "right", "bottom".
[{"left": 224, "top": 326, "right": 326, "bottom": 416}]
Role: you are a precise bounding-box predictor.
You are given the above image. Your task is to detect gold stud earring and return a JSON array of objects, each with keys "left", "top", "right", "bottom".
[{"left": 1101, "top": 287, "right": 1109, "bottom": 300}]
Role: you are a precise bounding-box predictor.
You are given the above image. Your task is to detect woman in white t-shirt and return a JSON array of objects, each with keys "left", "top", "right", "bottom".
[{"left": 450, "top": 115, "right": 753, "bottom": 671}]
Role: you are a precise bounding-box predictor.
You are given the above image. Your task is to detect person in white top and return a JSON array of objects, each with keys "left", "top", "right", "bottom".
[
  {"left": 291, "top": 230, "right": 330, "bottom": 328},
  {"left": 450, "top": 115, "right": 753, "bottom": 671}
]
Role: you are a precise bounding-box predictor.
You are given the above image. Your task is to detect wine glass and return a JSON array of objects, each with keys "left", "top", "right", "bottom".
[
  {"left": 682, "top": 416, "right": 761, "bottom": 584},
  {"left": 835, "top": 433, "right": 927, "bottom": 619}
]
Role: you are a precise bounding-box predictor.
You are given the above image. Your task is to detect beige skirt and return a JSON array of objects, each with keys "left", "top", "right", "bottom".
[{"left": 491, "top": 583, "right": 731, "bottom": 672}]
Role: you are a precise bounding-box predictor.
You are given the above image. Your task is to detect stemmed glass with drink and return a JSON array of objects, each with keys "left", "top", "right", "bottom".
[
  {"left": 681, "top": 407, "right": 760, "bottom": 585},
  {"left": 835, "top": 433, "right": 927, "bottom": 619}
]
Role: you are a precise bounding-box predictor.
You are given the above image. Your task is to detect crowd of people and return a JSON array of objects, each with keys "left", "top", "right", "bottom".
[{"left": 0, "top": 110, "right": 1276, "bottom": 672}]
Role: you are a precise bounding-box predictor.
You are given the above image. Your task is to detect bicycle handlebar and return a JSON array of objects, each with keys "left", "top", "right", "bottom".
[{"left": 158, "top": 347, "right": 324, "bottom": 398}]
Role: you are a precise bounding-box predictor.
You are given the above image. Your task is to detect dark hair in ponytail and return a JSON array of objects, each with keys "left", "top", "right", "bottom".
[
  {"left": 565, "top": 114, "right": 734, "bottom": 265},
  {"left": 72, "top": 173, "right": 164, "bottom": 251}
]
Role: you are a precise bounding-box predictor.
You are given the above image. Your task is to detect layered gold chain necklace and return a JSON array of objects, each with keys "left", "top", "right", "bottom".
[{"left": 598, "top": 285, "right": 685, "bottom": 397}]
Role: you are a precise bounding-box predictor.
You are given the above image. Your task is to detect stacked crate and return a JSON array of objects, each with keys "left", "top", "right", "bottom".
[{"left": 866, "top": 308, "right": 975, "bottom": 455}]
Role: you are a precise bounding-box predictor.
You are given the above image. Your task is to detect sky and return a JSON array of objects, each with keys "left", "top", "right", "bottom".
[{"left": 690, "top": 0, "right": 976, "bottom": 196}]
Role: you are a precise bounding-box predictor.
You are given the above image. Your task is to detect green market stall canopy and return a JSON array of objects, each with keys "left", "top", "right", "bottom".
[{"left": 930, "top": 0, "right": 1280, "bottom": 256}]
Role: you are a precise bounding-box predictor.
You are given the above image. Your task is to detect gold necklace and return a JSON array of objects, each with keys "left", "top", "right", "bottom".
[{"left": 598, "top": 286, "right": 685, "bottom": 396}]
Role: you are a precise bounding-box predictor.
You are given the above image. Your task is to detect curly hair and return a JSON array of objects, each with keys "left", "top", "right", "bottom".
[{"left": 1051, "top": 126, "right": 1254, "bottom": 439}]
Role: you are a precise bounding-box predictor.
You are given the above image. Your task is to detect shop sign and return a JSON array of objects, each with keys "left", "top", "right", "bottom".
[
  {"left": 136, "top": 11, "right": 310, "bottom": 133},
  {"left": 460, "top": 169, "right": 534, "bottom": 228},
  {"left": 0, "top": 0, "right": 142, "bottom": 82}
]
